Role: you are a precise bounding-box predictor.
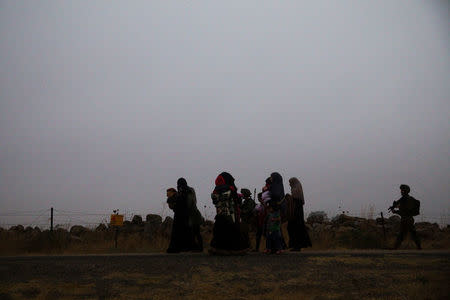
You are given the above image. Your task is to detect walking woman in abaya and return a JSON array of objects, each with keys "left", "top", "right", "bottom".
[
  {"left": 288, "top": 177, "right": 312, "bottom": 251},
  {"left": 166, "top": 178, "right": 193, "bottom": 253},
  {"left": 209, "top": 172, "right": 247, "bottom": 255},
  {"left": 269, "top": 172, "right": 287, "bottom": 249}
]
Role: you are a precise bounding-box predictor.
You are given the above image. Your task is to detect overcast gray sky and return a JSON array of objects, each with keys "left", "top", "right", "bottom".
[{"left": 1, "top": 1, "right": 449, "bottom": 227}]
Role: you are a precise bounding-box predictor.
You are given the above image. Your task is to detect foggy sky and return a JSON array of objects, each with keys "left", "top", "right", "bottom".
[{"left": 1, "top": 1, "right": 449, "bottom": 227}]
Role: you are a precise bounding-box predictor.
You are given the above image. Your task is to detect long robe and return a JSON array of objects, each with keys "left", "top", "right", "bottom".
[
  {"left": 167, "top": 193, "right": 192, "bottom": 252},
  {"left": 287, "top": 196, "right": 312, "bottom": 249}
]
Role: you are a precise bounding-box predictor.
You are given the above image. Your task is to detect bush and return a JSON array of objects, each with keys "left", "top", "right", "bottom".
[{"left": 307, "top": 211, "right": 329, "bottom": 224}]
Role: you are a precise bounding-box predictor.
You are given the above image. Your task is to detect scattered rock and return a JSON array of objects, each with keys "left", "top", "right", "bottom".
[
  {"left": 332, "top": 214, "right": 365, "bottom": 228},
  {"left": 160, "top": 217, "right": 174, "bottom": 237},
  {"left": 416, "top": 222, "right": 440, "bottom": 239},
  {"left": 55, "top": 228, "right": 68, "bottom": 234},
  {"left": 70, "top": 225, "right": 87, "bottom": 236},
  {"left": 132, "top": 215, "right": 143, "bottom": 225},
  {"left": 146, "top": 214, "right": 162, "bottom": 226},
  {"left": 10, "top": 225, "right": 24, "bottom": 232},
  {"left": 95, "top": 224, "right": 107, "bottom": 232}
]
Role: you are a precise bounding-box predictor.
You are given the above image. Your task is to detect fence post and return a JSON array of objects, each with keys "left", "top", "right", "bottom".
[
  {"left": 50, "top": 207, "right": 54, "bottom": 232},
  {"left": 115, "top": 227, "right": 118, "bottom": 249}
]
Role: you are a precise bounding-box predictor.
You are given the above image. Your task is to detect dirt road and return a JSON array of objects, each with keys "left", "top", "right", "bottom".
[{"left": 1, "top": 250, "right": 449, "bottom": 299}]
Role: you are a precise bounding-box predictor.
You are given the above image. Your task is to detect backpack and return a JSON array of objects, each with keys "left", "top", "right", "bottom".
[
  {"left": 402, "top": 196, "right": 420, "bottom": 217},
  {"left": 408, "top": 197, "right": 420, "bottom": 216}
]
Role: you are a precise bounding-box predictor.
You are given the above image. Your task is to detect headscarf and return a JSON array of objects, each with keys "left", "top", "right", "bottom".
[
  {"left": 215, "top": 175, "right": 226, "bottom": 186},
  {"left": 241, "top": 188, "right": 251, "bottom": 198},
  {"left": 177, "top": 177, "right": 192, "bottom": 202},
  {"left": 213, "top": 172, "right": 238, "bottom": 197},
  {"left": 220, "top": 172, "right": 237, "bottom": 191},
  {"left": 175, "top": 178, "right": 190, "bottom": 215},
  {"left": 177, "top": 178, "right": 188, "bottom": 191},
  {"left": 289, "top": 177, "right": 305, "bottom": 205},
  {"left": 269, "top": 172, "right": 285, "bottom": 202}
]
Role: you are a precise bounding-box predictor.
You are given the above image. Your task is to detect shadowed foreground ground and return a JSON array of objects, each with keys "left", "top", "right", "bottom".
[{"left": 0, "top": 251, "right": 449, "bottom": 300}]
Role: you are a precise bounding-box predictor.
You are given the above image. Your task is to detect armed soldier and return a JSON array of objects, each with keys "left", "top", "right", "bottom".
[
  {"left": 389, "top": 184, "right": 421, "bottom": 250},
  {"left": 240, "top": 188, "right": 256, "bottom": 225}
]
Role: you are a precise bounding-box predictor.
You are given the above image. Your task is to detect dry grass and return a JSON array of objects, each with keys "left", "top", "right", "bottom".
[
  {"left": 1, "top": 220, "right": 449, "bottom": 256},
  {"left": 0, "top": 230, "right": 171, "bottom": 255},
  {"left": 0, "top": 254, "right": 449, "bottom": 299}
]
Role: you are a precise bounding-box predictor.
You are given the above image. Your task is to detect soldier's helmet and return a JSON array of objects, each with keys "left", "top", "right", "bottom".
[
  {"left": 400, "top": 184, "right": 410, "bottom": 193},
  {"left": 241, "top": 188, "right": 252, "bottom": 198}
]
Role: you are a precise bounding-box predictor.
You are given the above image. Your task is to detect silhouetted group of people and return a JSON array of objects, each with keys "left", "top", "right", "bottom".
[
  {"left": 166, "top": 174, "right": 423, "bottom": 254},
  {"left": 166, "top": 172, "right": 312, "bottom": 255},
  {"left": 252, "top": 173, "right": 312, "bottom": 254}
]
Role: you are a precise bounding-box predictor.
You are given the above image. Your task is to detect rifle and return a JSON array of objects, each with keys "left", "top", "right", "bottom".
[{"left": 388, "top": 200, "right": 399, "bottom": 214}]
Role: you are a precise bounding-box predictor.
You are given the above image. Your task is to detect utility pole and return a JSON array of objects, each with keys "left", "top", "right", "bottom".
[
  {"left": 380, "top": 212, "right": 386, "bottom": 240},
  {"left": 50, "top": 207, "right": 54, "bottom": 232}
]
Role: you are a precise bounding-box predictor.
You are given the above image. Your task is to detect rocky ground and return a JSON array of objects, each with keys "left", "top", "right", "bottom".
[
  {"left": 1, "top": 213, "right": 448, "bottom": 255},
  {"left": 0, "top": 251, "right": 449, "bottom": 300}
]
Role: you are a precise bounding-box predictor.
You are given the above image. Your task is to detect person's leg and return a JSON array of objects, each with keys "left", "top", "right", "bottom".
[
  {"left": 409, "top": 221, "right": 421, "bottom": 250},
  {"left": 275, "top": 231, "right": 283, "bottom": 254},
  {"left": 299, "top": 218, "right": 312, "bottom": 248},
  {"left": 210, "top": 216, "right": 224, "bottom": 250},
  {"left": 287, "top": 221, "right": 294, "bottom": 249},
  {"left": 240, "top": 222, "right": 250, "bottom": 249},
  {"left": 266, "top": 232, "right": 272, "bottom": 253},
  {"left": 183, "top": 224, "right": 194, "bottom": 252},
  {"left": 394, "top": 218, "right": 408, "bottom": 249},
  {"left": 255, "top": 226, "right": 262, "bottom": 251},
  {"left": 193, "top": 225, "right": 203, "bottom": 251},
  {"left": 167, "top": 217, "right": 181, "bottom": 253},
  {"left": 280, "top": 227, "right": 287, "bottom": 250}
]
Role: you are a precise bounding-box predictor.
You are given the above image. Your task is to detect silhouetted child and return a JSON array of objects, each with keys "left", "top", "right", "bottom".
[
  {"left": 254, "top": 192, "right": 267, "bottom": 252},
  {"left": 264, "top": 201, "right": 283, "bottom": 254},
  {"left": 166, "top": 188, "right": 178, "bottom": 210}
]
